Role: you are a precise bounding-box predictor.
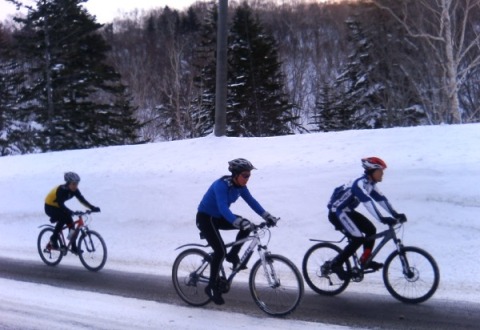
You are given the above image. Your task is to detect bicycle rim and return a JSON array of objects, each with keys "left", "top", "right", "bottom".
[
  {"left": 302, "top": 243, "right": 350, "bottom": 295},
  {"left": 172, "top": 248, "right": 211, "bottom": 306},
  {"left": 78, "top": 231, "right": 107, "bottom": 271},
  {"left": 249, "top": 254, "right": 304, "bottom": 316},
  {"left": 383, "top": 246, "right": 440, "bottom": 303},
  {"left": 37, "top": 227, "right": 63, "bottom": 266}
]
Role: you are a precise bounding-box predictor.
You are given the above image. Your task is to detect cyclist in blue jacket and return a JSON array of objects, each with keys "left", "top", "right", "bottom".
[
  {"left": 196, "top": 158, "right": 278, "bottom": 305},
  {"left": 327, "top": 157, "right": 406, "bottom": 280}
]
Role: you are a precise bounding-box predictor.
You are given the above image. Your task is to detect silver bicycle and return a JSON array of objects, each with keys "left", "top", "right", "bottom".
[{"left": 172, "top": 220, "right": 304, "bottom": 316}]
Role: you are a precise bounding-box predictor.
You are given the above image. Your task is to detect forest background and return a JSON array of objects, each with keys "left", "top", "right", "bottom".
[{"left": 1, "top": 0, "right": 480, "bottom": 155}]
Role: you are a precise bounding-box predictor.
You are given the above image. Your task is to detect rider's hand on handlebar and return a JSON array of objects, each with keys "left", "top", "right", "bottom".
[
  {"left": 90, "top": 206, "right": 101, "bottom": 213},
  {"left": 262, "top": 211, "right": 279, "bottom": 227},
  {"left": 395, "top": 213, "right": 407, "bottom": 223},
  {"left": 233, "top": 217, "right": 255, "bottom": 231},
  {"left": 380, "top": 216, "right": 397, "bottom": 225}
]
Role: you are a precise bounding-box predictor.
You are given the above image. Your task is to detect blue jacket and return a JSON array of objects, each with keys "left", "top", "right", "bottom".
[
  {"left": 327, "top": 174, "right": 398, "bottom": 222},
  {"left": 198, "top": 176, "right": 266, "bottom": 223}
]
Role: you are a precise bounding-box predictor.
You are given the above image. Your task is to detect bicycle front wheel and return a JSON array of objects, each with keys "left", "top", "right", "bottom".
[
  {"left": 302, "top": 242, "right": 350, "bottom": 295},
  {"left": 172, "top": 248, "right": 211, "bottom": 306},
  {"left": 78, "top": 230, "right": 107, "bottom": 271},
  {"left": 37, "top": 227, "right": 63, "bottom": 266},
  {"left": 383, "top": 246, "right": 440, "bottom": 304},
  {"left": 249, "top": 254, "right": 304, "bottom": 316}
]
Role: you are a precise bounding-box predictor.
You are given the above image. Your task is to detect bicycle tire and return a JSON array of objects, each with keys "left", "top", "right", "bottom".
[
  {"left": 249, "top": 254, "right": 304, "bottom": 316},
  {"left": 302, "top": 242, "right": 350, "bottom": 295},
  {"left": 383, "top": 246, "right": 440, "bottom": 304},
  {"left": 78, "top": 230, "right": 107, "bottom": 272},
  {"left": 37, "top": 227, "right": 63, "bottom": 266},
  {"left": 172, "top": 248, "right": 211, "bottom": 306}
]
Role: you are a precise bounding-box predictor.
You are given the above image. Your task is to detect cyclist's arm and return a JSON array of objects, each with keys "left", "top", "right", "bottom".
[
  {"left": 55, "top": 187, "right": 74, "bottom": 215},
  {"left": 213, "top": 181, "right": 237, "bottom": 223},
  {"left": 352, "top": 180, "right": 384, "bottom": 222},
  {"left": 74, "top": 189, "right": 95, "bottom": 209},
  {"left": 370, "top": 187, "right": 399, "bottom": 216},
  {"left": 240, "top": 187, "right": 266, "bottom": 217}
]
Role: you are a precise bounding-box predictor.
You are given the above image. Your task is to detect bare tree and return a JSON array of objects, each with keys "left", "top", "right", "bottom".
[{"left": 371, "top": 0, "right": 480, "bottom": 124}]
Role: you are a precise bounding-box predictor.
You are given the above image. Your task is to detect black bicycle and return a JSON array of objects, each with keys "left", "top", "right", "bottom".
[
  {"left": 302, "top": 217, "right": 439, "bottom": 303},
  {"left": 37, "top": 210, "right": 107, "bottom": 271},
  {"left": 172, "top": 220, "right": 304, "bottom": 316}
]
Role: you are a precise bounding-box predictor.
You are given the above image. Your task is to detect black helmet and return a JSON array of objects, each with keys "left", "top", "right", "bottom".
[
  {"left": 228, "top": 158, "right": 256, "bottom": 174},
  {"left": 64, "top": 172, "right": 80, "bottom": 183}
]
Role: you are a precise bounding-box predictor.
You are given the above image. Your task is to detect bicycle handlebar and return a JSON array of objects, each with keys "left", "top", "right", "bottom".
[{"left": 72, "top": 210, "right": 101, "bottom": 216}]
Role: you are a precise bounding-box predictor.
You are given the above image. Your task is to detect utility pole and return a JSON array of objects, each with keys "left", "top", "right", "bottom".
[{"left": 214, "top": 0, "right": 228, "bottom": 136}]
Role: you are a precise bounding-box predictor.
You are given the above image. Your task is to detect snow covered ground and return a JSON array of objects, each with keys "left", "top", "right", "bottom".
[{"left": 1, "top": 123, "right": 479, "bottom": 329}]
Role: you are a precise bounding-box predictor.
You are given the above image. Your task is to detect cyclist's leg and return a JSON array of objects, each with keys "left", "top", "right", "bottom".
[
  {"left": 329, "top": 211, "right": 364, "bottom": 264},
  {"left": 220, "top": 214, "right": 250, "bottom": 257},
  {"left": 351, "top": 211, "right": 377, "bottom": 263},
  {"left": 196, "top": 212, "right": 226, "bottom": 287},
  {"left": 45, "top": 205, "right": 69, "bottom": 249}
]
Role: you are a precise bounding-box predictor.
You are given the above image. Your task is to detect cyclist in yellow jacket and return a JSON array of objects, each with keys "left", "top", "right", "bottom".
[{"left": 45, "top": 172, "right": 100, "bottom": 254}]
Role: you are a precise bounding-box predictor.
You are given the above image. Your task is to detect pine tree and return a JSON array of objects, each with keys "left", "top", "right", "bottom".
[
  {"left": 227, "top": 3, "right": 295, "bottom": 137},
  {"left": 313, "top": 83, "right": 349, "bottom": 132},
  {"left": 190, "top": 3, "right": 218, "bottom": 137},
  {"left": 10, "top": 0, "right": 139, "bottom": 152},
  {"left": 0, "top": 24, "right": 33, "bottom": 155}
]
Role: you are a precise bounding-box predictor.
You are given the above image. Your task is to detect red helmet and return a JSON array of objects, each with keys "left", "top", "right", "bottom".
[{"left": 361, "top": 157, "right": 387, "bottom": 171}]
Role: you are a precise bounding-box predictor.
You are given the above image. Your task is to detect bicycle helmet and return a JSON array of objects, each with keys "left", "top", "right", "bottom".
[
  {"left": 64, "top": 171, "right": 81, "bottom": 183},
  {"left": 228, "top": 158, "right": 256, "bottom": 174},
  {"left": 361, "top": 157, "right": 387, "bottom": 171}
]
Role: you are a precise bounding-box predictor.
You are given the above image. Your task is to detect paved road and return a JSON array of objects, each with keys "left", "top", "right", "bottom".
[{"left": 1, "top": 257, "right": 479, "bottom": 329}]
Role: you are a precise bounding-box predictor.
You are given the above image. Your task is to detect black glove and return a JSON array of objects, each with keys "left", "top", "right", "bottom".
[
  {"left": 380, "top": 217, "right": 397, "bottom": 225},
  {"left": 233, "top": 217, "right": 255, "bottom": 231},
  {"left": 395, "top": 213, "right": 407, "bottom": 223},
  {"left": 90, "top": 206, "right": 101, "bottom": 213},
  {"left": 262, "top": 211, "right": 279, "bottom": 227}
]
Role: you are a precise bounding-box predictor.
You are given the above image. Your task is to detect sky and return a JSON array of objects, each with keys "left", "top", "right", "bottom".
[
  {"left": 0, "top": 0, "right": 202, "bottom": 24},
  {"left": 0, "top": 123, "right": 479, "bottom": 328}
]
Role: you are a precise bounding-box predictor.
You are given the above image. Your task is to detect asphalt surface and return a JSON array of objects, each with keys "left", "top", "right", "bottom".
[{"left": 1, "top": 257, "right": 479, "bottom": 329}]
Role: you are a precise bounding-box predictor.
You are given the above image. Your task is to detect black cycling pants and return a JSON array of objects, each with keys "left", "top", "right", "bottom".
[
  {"left": 196, "top": 212, "right": 250, "bottom": 286},
  {"left": 45, "top": 204, "right": 74, "bottom": 238},
  {"left": 328, "top": 210, "right": 376, "bottom": 264}
]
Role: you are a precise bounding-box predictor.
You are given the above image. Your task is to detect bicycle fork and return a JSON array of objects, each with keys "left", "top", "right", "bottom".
[
  {"left": 395, "top": 243, "right": 415, "bottom": 279},
  {"left": 258, "top": 246, "right": 280, "bottom": 288}
]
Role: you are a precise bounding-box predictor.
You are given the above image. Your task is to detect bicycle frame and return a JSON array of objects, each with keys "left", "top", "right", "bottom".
[
  {"left": 176, "top": 224, "right": 272, "bottom": 287},
  {"left": 39, "top": 213, "right": 91, "bottom": 254},
  {"left": 310, "top": 223, "right": 408, "bottom": 276}
]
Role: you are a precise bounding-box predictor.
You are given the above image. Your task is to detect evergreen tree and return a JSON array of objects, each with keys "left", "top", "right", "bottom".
[
  {"left": 313, "top": 82, "right": 350, "bottom": 132},
  {"left": 0, "top": 24, "right": 33, "bottom": 155},
  {"left": 190, "top": 3, "right": 217, "bottom": 137},
  {"left": 9, "top": 0, "right": 139, "bottom": 152},
  {"left": 227, "top": 3, "right": 295, "bottom": 137}
]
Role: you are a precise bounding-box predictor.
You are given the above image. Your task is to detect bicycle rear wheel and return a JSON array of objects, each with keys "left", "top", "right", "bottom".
[
  {"left": 37, "top": 227, "right": 63, "bottom": 266},
  {"left": 172, "top": 248, "right": 211, "bottom": 306},
  {"left": 302, "top": 242, "right": 350, "bottom": 295},
  {"left": 249, "top": 254, "right": 304, "bottom": 316},
  {"left": 383, "top": 246, "right": 440, "bottom": 304},
  {"left": 78, "top": 230, "right": 107, "bottom": 271}
]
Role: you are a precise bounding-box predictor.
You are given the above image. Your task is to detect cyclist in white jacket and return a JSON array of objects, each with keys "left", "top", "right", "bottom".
[{"left": 327, "top": 157, "right": 406, "bottom": 280}]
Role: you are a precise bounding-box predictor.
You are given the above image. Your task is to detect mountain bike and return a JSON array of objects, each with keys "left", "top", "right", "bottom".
[
  {"left": 37, "top": 210, "right": 107, "bottom": 272},
  {"left": 172, "top": 220, "right": 304, "bottom": 316},
  {"left": 302, "top": 217, "right": 439, "bottom": 303}
]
